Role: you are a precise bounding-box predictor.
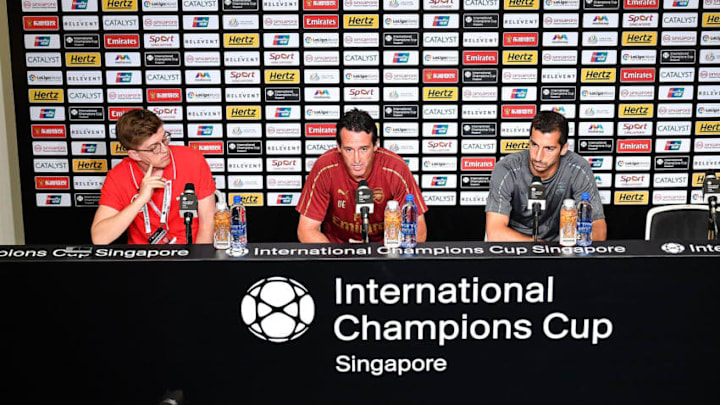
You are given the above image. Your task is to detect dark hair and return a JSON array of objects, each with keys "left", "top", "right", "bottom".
[
  {"left": 336, "top": 108, "right": 378, "bottom": 146},
  {"left": 115, "top": 109, "right": 164, "bottom": 150},
  {"left": 530, "top": 111, "right": 569, "bottom": 146}
]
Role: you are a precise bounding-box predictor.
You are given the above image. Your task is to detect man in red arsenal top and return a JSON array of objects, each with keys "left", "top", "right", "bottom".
[{"left": 297, "top": 109, "right": 428, "bottom": 243}]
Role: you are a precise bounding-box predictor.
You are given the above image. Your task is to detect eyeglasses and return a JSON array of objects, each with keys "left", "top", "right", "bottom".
[{"left": 134, "top": 132, "right": 171, "bottom": 154}]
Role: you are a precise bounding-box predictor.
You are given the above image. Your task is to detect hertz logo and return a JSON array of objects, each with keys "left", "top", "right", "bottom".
[
  {"left": 343, "top": 15, "right": 379, "bottom": 28},
  {"left": 581, "top": 69, "right": 616, "bottom": 82},
  {"left": 224, "top": 34, "right": 259, "bottom": 47},
  {"left": 614, "top": 191, "right": 649, "bottom": 205},
  {"left": 66, "top": 53, "right": 101, "bottom": 66},
  {"left": 102, "top": 0, "right": 137, "bottom": 10},
  {"left": 622, "top": 32, "right": 657, "bottom": 45},
  {"left": 504, "top": 0, "right": 539, "bottom": 8},
  {"left": 29, "top": 89, "right": 64, "bottom": 103},
  {"left": 227, "top": 106, "right": 262, "bottom": 120},
  {"left": 72, "top": 159, "right": 107, "bottom": 173},
  {"left": 693, "top": 172, "right": 720, "bottom": 187},
  {"left": 501, "top": 140, "right": 529, "bottom": 153},
  {"left": 423, "top": 88, "right": 458, "bottom": 101},
  {"left": 230, "top": 193, "right": 263, "bottom": 206},
  {"left": 265, "top": 70, "right": 300, "bottom": 83},
  {"left": 696, "top": 122, "right": 720, "bottom": 135},
  {"left": 503, "top": 51, "right": 537, "bottom": 65},
  {"left": 703, "top": 13, "right": 720, "bottom": 27},
  {"left": 619, "top": 104, "right": 653, "bottom": 118},
  {"left": 111, "top": 142, "right": 128, "bottom": 156}
]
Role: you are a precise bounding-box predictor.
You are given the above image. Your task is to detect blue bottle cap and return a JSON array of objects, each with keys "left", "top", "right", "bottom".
[
  {"left": 406, "top": 194, "right": 414, "bottom": 202},
  {"left": 233, "top": 196, "right": 243, "bottom": 204},
  {"left": 581, "top": 192, "right": 590, "bottom": 201}
]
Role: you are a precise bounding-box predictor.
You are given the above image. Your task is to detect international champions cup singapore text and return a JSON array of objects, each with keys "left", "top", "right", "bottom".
[{"left": 332, "top": 277, "right": 613, "bottom": 377}]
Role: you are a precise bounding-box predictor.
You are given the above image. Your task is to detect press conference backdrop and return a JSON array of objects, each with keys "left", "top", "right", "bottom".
[{"left": 8, "top": 0, "right": 720, "bottom": 243}]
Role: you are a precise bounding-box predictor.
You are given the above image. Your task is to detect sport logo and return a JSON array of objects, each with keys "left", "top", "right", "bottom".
[{"left": 240, "top": 277, "right": 315, "bottom": 343}]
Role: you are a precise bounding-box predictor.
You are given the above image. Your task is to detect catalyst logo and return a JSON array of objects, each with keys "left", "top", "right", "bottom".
[{"left": 240, "top": 277, "right": 315, "bottom": 343}]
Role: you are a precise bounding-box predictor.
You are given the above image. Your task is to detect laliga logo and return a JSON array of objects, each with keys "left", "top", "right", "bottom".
[
  {"left": 661, "top": 243, "right": 685, "bottom": 254},
  {"left": 240, "top": 277, "right": 315, "bottom": 343}
]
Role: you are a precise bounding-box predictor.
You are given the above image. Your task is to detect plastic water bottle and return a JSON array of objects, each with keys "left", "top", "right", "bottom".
[
  {"left": 213, "top": 192, "right": 231, "bottom": 250},
  {"left": 228, "top": 196, "right": 247, "bottom": 256},
  {"left": 401, "top": 194, "right": 417, "bottom": 248},
  {"left": 384, "top": 200, "right": 401, "bottom": 248},
  {"left": 576, "top": 192, "right": 593, "bottom": 247},
  {"left": 559, "top": 199, "right": 577, "bottom": 247}
]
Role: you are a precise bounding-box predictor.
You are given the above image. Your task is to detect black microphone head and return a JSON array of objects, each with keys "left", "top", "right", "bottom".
[
  {"left": 358, "top": 180, "right": 369, "bottom": 188},
  {"left": 531, "top": 176, "right": 542, "bottom": 185},
  {"left": 184, "top": 183, "right": 195, "bottom": 193},
  {"left": 706, "top": 171, "right": 716, "bottom": 181}
]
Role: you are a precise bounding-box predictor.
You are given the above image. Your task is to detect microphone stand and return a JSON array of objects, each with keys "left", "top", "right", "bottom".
[
  {"left": 709, "top": 197, "right": 717, "bottom": 241},
  {"left": 361, "top": 206, "right": 370, "bottom": 243},
  {"left": 184, "top": 212, "right": 194, "bottom": 245},
  {"left": 532, "top": 203, "right": 541, "bottom": 242}
]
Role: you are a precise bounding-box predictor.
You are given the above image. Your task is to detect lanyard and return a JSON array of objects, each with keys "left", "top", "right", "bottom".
[{"left": 129, "top": 149, "right": 177, "bottom": 235}]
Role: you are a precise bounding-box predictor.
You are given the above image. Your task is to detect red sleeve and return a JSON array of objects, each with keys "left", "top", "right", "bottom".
[
  {"left": 193, "top": 153, "right": 216, "bottom": 200},
  {"left": 98, "top": 169, "right": 126, "bottom": 212},
  {"left": 296, "top": 161, "right": 334, "bottom": 222}
]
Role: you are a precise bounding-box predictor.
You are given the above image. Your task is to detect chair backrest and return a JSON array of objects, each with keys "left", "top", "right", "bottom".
[{"left": 645, "top": 205, "right": 710, "bottom": 240}]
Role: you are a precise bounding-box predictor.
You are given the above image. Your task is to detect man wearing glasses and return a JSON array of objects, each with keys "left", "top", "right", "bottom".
[{"left": 91, "top": 109, "right": 216, "bottom": 245}]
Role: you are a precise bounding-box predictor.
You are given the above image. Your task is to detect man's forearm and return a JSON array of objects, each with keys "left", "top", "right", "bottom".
[
  {"left": 487, "top": 225, "right": 538, "bottom": 242},
  {"left": 298, "top": 228, "right": 331, "bottom": 243},
  {"left": 91, "top": 200, "right": 145, "bottom": 244}
]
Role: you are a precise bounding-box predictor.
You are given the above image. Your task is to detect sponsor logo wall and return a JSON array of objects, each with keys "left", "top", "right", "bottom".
[{"left": 10, "top": 0, "right": 720, "bottom": 210}]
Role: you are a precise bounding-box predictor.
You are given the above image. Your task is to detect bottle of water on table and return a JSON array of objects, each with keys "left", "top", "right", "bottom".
[
  {"left": 228, "top": 196, "right": 247, "bottom": 256},
  {"left": 401, "top": 194, "right": 417, "bottom": 248},
  {"left": 576, "top": 192, "right": 593, "bottom": 247}
]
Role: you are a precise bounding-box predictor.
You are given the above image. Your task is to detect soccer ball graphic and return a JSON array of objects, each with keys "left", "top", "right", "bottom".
[
  {"left": 661, "top": 243, "right": 685, "bottom": 255},
  {"left": 240, "top": 277, "right": 315, "bottom": 343}
]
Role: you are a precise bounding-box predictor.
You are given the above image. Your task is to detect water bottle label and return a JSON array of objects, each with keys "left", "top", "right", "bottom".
[
  {"left": 577, "top": 221, "right": 592, "bottom": 234},
  {"left": 231, "top": 224, "right": 246, "bottom": 235},
  {"left": 401, "top": 223, "right": 416, "bottom": 235}
]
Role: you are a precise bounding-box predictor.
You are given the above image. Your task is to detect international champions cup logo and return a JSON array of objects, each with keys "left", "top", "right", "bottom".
[
  {"left": 240, "top": 277, "right": 315, "bottom": 343},
  {"left": 661, "top": 243, "right": 685, "bottom": 254}
]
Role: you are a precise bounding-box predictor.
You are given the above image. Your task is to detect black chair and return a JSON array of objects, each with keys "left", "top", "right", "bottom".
[{"left": 645, "top": 205, "right": 711, "bottom": 240}]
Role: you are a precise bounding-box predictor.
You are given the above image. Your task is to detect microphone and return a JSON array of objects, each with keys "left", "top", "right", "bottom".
[
  {"left": 703, "top": 172, "right": 720, "bottom": 203},
  {"left": 527, "top": 176, "right": 547, "bottom": 212},
  {"left": 158, "top": 389, "right": 185, "bottom": 405},
  {"left": 527, "top": 176, "right": 546, "bottom": 242},
  {"left": 355, "top": 180, "right": 374, "bottom": 243},
  {"left": 179, "top": 183, "right": 198, "bottom": 244},
  {"left": 703, "top": 172, "right": 719, "bottom": 240}
]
